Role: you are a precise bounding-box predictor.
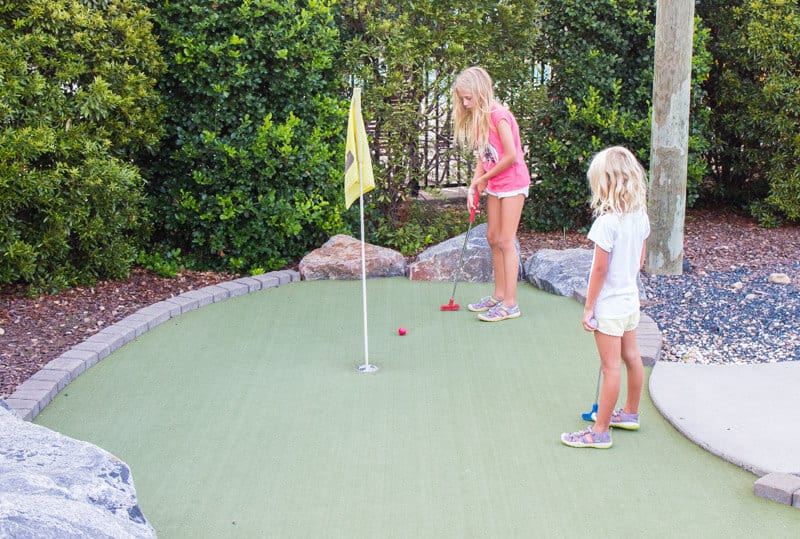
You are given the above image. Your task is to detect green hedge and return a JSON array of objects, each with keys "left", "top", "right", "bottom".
[
  {"left": 523, "top": 0, "right": 711, "bottom": 231},
  {"left": 699, "top": 0, "right": 800, "bottom": 225},
  {"left": 143, "top": 0, "right": 348, "bottom": 273},
  {"left": 0, "top": 0, "right": 164, "bottom": 292}
]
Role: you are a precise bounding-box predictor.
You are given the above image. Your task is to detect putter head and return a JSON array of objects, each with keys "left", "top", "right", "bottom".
[
  {"left": 581, "top": 403, "right": 598, "bottom": 422},
  {"left": 440, "top": 300, "right": 460, "bottom": 311}
]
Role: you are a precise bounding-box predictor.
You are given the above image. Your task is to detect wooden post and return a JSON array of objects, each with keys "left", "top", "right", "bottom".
[{"left": 646, "top": 0, "right": 695, "bottom": 275}]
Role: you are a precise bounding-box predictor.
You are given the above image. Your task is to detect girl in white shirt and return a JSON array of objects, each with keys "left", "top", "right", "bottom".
[{"left": 561, "top": 147, "right": 650, "bottom": 449}]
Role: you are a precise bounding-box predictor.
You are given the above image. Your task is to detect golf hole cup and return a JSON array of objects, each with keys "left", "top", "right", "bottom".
[{"left": 398, "top": 326, "right": 407, "bottom": 336}]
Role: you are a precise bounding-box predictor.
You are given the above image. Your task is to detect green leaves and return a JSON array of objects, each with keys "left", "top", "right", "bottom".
[
  {"left": 0, "top": 0, "right": 164, "bottom": 291},
  {"left": 144, "top": 0, "right": 347, "bottom": 273},
  {"left": 524, "top": 0, "right": 712, "bottom": 230},
  {"left": 699, "top": 0, "right": 800, "bottom": 224}
]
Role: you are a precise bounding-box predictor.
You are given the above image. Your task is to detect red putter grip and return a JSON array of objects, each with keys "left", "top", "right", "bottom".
[{"left": 469, "top": 191, "right": 479, "bottom": 222}]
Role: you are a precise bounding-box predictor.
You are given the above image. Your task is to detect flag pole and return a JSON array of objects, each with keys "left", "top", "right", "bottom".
[
  {"left": 356, "top": 170, "right": 377, "bottom": 373},
  {"left": 344, "top": 87, "right": 376, "bottom": 373}
]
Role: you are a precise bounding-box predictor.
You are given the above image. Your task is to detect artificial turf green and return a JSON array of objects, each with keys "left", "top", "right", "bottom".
[{"left": 35, "top": 278, "right": 799, "bottom": 537}]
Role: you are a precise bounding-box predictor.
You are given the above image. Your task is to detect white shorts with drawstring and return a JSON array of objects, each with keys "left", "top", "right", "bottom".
[{"left": 485, "top": 186, "right": 530, "bottom": 198}]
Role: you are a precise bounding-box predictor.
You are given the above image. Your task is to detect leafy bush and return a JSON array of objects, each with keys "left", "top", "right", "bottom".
[
  {"left": 698, "top": 0, "right": 800, "bottom": 224},
  {"left": 369, "top": 199, "right": 480, "bottom": 256},
  {"left": 143, "top": 0, "right": 348, "bottom": 273},
  {"left": 524, "top": 0, "right": 712, "bottom": 231},
  {"left": 0, "top": 0, "right": 164, "bottom": 292}
]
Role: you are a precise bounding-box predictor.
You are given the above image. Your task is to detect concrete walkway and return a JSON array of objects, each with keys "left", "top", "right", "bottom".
[{"left": 649, "top": 360, "right": 800, "bottom": 506}]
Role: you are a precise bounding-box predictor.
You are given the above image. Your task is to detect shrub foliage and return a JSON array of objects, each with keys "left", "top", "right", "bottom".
[
  {"left": 698, "top": 0, "right": 800, "bottom": 225},
  {"left": 0, "top": 0, "right": 164, "bottom": 291},
  {"left": 144, "top": 0, "right": 347, "bottom": 273},
  {"left": 524, "top": 0, "right": 712, "bottom": 231}
]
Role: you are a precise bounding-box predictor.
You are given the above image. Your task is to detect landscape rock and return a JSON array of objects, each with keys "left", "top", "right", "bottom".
[
  {"left": 408, "top": 223, "right": 522, "bottom": 282},
  {"left": 299, "top": 234, "right": 406, "bottom": 280},
  {"left": 525, "top": 248, "right": 594, "bottom": 301},
  {"left": 525, "top": 248, "right": 647, "bottom": 302},
  {"left": 0, "top": 399, "right": 156, "bottom": 538}
]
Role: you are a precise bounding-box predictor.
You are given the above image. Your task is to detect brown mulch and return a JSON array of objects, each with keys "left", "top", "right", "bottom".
[{"left": 1, "top": 207, "right": 798, "bottom": 398}]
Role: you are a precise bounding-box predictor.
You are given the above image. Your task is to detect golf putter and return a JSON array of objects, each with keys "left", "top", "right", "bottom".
[
  {"left": 441, "top": 190, "right": 480, "bottom": 311},
  {"left": 581, "top": 366, "right": 601, "bottom": 421}
]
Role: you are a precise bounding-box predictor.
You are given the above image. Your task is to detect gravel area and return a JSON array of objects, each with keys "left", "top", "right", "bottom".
[
  {"left": 642, "top": 263, "right": 799, "bottom": 364},
  {"left": 638, "top": 208, "right": 800, "bottom": 365}
]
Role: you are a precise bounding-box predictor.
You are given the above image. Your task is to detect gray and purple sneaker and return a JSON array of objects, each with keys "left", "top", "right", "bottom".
[
  {"left": 560, "top": 427, "right": 613, "bottom": 449},
  {"left": 478, "top": 302, "right": 521, "bottom": 322},
  {"left": 610, "top": 408, "right": 640, "bottom": 430},
  {"left": 468, "top": 295, "right": 501, "bottom": 312}
]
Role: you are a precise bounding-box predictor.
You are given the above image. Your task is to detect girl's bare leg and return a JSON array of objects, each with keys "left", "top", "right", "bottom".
[
  {"left": 620, "top": 329, "right": 644, "bottom": 413},
  {"left": 486, "top": 194, "right": 525, "bottom": 305},
  {"left": 593, "top": 331, "right": 622, "bottom": 432},
  {"left": 485, "top": 195, "right": 505, "bottom": 301}
]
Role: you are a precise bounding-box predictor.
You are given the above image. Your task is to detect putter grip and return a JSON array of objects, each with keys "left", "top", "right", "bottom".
[{"left": 469, "top": 190, "right": 479, "bottom": 222}]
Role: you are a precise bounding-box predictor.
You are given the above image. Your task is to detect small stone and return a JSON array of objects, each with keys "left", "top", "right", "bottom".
[
  {"left": 745, "top": 293, "right": 757, "bottom": 300},
  {"left": 768, "top": 273, "right": 791, "bottom": 284},
  {"left": 732, "top": 281, "right": 743, "bottom": 291}
]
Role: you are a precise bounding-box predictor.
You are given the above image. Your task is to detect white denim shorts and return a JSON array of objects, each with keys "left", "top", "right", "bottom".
[
  {"left": 596, "top": 311, "right": 640, "bottom": 337},
  {"left": 485, "top": 185, "right": 530, "bottom": 198}
]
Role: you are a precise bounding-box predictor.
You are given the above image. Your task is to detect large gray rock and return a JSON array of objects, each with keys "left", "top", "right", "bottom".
[
  {"left": 408, "top": 223, "right": 522, "bottom": 282},
  {"left": 0, "top": 399, "right": 156, "bottom": 538},
  {"left": 299, "top": 234, "right": 406, "bottom": 280},
  {"left": 525, "top": 248, "right": 594, "bottom": 301},
  {"left": 525, "top": 248, "right": 646, "bottom": 303}
]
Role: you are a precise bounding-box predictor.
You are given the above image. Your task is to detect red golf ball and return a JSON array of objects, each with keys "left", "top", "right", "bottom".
[{"left": 398, "top": 327, "right": 407, "bottom": 336}]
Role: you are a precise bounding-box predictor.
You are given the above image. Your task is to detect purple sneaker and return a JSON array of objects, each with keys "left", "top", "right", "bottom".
[
  {"left": 468, "top": 296, "right": 501, "bottom": 312},
  {"left": 560, "top": 427, "right": 612, "bottom": 449},
  {"left": 478, "top": 302, "right": 521, "bottom": 322},
  {"left": 610, "top": 408, "right": 640, "bottom": 430}
]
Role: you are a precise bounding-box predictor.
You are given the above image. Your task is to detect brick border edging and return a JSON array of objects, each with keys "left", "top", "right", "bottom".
[
  {"left": 754, "top": 473, "right": 800, "bottom": 508},
  {"left": 4, "top": 270, "right": 300, "bottom": 421}
]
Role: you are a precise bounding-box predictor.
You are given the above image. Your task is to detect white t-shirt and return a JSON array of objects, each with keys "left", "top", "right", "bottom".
[{"left": 587, "top": 209, "right": 650, "bottom": 319}]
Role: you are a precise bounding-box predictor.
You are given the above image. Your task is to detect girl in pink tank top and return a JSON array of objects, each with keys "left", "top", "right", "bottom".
[{"left": 452, "top": 66, "right": 531, "bottom": 322}]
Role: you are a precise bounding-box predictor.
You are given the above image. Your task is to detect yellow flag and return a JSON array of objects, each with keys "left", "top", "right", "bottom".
[{"left": 344, "top": 88, "right": 375, "bottom": 209}]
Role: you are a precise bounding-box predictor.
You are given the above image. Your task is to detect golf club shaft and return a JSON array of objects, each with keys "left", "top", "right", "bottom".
[
  {"left": 448, "top": 191, "right": 480, "bottom": 300},
  {"left": 594, "top": 366, "right": 602, "bottom": 401}
]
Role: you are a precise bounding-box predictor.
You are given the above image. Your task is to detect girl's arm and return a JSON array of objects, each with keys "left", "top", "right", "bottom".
[
  {"left": 583, "top": 244, "right": 609, "bottom": 331},
  {"left": 467, "top": 161, "right": 486, "bottom": 212}
]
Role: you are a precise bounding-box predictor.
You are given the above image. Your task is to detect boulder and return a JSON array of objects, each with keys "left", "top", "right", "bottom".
[
  {"left": 408, "top": 223, "right": 522, "bottom": 282},
  {"left": 525, "top": 248, "right": 646, "bottom": 303},
  {"left": 0, "top": 399, "right": 156, "bottom": 538},
  {"left": 525, "top": 248, "right": 594, "bottom": 302},
  {"left": 299, "top": 234, "right": 406, "bottom": 280}
]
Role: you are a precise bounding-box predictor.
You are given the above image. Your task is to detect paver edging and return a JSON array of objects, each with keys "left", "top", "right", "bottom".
[{"left": 5, "top": 270, "right": 300, "bottom": 421}]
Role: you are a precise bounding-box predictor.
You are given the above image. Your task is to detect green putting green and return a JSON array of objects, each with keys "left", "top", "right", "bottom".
[{"left": 35, "top": 278, "right": 798, "bottom": 537}]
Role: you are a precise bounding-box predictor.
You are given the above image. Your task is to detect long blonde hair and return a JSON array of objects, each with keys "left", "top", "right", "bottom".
[
  {"left": 587, "top": 146, "right": 648, "bottom": 216},
  {"left": 451, "top": 66, "right": 494, "bottom": 154}
]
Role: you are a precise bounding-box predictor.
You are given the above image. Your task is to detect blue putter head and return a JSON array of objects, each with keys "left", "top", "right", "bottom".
[{"left": 581, "top": 403, "right": 598, "bottom": 422}]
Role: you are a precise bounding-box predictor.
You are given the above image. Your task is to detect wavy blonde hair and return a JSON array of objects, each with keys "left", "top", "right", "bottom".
[
  {"left": 451, "top": 66, "right": 494, "bottom": 154},
  {"left": 588, "top": 146, "right": 648, "bottom": 216}
]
